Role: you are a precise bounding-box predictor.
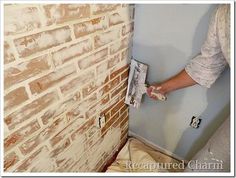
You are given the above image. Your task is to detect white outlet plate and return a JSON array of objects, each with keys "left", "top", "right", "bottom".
[
  {"left": 100, "top": 115, "right": 106, "bottom": 128},
  {"left": 190, "top": 116, "right": 201, "bottom": 129},
  {"left": 97, "top": 115, "right": 106, "bottom": 128}
]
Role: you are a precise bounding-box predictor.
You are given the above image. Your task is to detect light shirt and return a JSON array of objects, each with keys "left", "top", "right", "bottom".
[{"left": 185, "top": 5, "right": 230, "bottom": 88}]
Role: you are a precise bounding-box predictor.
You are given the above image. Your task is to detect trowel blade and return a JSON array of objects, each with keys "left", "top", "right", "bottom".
[{"left": 125, "top": 59, "right": 148, "bottom": 108}]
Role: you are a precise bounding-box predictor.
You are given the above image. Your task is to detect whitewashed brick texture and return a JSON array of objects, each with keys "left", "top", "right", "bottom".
[{"left": 4, "top": 4, "right": 134, "bottom": 172}]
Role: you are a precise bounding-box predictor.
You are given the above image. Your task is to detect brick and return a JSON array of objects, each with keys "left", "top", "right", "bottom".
[
  {"left": 71, "top": 118, "right": 95, "bottom": 140},
  {"left": 85, "top": 106, "right": 97, "bottom": 120},
  {"left": 96, "top": 61, "right": 109, "bottom": 75},
  {"left": 121, "top": 134, "right": 128, "bottom": 147},
  {"left": 120, "top": 134, "right": 128, "bottom": 146},
  {"left": 15, "top": 146, "right": 50, "bottom": 172},
  {"left": 3, "top": 4, "right": 134, "bottom": 172},
  {"left": 92, "top": 4, "right": 120, "bottom": 15},
  {"left": 121, "top": 115, "right": 128, "bottom": 128},
  {"left": 99, "top": 102, "right": 111, "bottom": 117},
  {"left": 86, "top": 125, "right": 99, "bottom": 139},
  {"left": 86, "top": 129, "right": 101, "bottom": 149},
  {"left": 60, "top": 70, "right": 95, "bottom": 95},
  {"left": 109, "top": 7, "right": 133, "bottom": 27},
  {"left": 101, "top": 112, "right": 119, "bottom": 135},
  {"left": 120, "top": 87, "right": 127, "bottom": 99},
  {"left": 4, "top": 152, "right": 19, "bottom": 171},
  {"left": 96, "top": 54, "right": 120, "bottom": 75},
  {"left": 50, "top": 138, "right": 71, "bottom": 158},
  {"left": 41, "top": 95, "right": 80, "bottom": 125},
  {"left": 95, "top": 157, "right": 105, "bottom": 171},
  {"left": 42, "top": 4, "right": 90, "bottom": 25},
  {"left": 50, "top": 119, "right": 85, "bottom": 146},
  {"left": 65, "top": 105, "right": 84, "bottom": 124},
  {"left": 52, "top": 39, "right": 93, "bottom": 66},
  {"left": 4, "top": 6, "right": 41, "bottom": 35},
  {"left": 121, "top": 48, "right": 130, "bottom": 61},
  {"left": 121, "top": 125, "right": 128, "bottom": 139},
  {"left": 14, "top": 26, "right": 72, "bottom": 58},
  {"left": 4, "top": 87, "right": 29, "bottom": 113},
  {"left": 82, "top": 82, "right": 99, "bottom": 99},
  {"left": 99, "top": 76, "right": 120, "bottom": 96},
  {"left": 4, "top": 41, "right": 15, "bottom": 64},
  {"left": 58, "top": 138, "right": 87, "bottom": 169},
  {"left": 57, "top": 159, "right": 75, "bottom": 172},
  {"left": 85, "top": 95, "right": 110, "bottom": 119},
  {"left": 111, "top": 99, "right": 125, "bottom": 116},
  {"left": 56, "top": 157, "right": 75, "bottom": 171},
  {"left": 100, "top": 104, "right": 112, "bottom": 121},
  {"left": 121, "top": 122, "right": 128, "bottom": 132},
  {"left": 120, "top": 88, "right": 127, "bottom": 99},
  {"left": 113, "top": 114, "right": 121, "bottom": 128},
  {"left": 74, "top": 17, "right": 107, "bottom": 38},
  {"left": 110, "top": 58, "right": 128, "bottom": 73},
  {"left": 4, "top": 54, "right": 51, "bottom": 89},
  {"left": 86, "top": 130, "right": 100, "bottom": 147},
  {"left": 4, "top": 120, "right": 40, "bottom": 152},
  {"left": 120, "top": 102, "right": 128, "bottom": 114},
  {"left": 121, "top": 68, "right": 129, "bottom": 80},
  {"left": 101, "top": 94, "right": 110, "bottom": 105},
  {"left": 19, "top": 116, "right": 66, "bottom": 155},
  {"left": 108, "top": 53, "right": 120, "bottom": 68},
  {"left": 5, "top": 91, "right": 59, "bottom": 130},
  {"left": 120, "top": 108, "right": 128, "bottom": 121},
  {"left": 82, "top": 74, "right": 109, "bottom": 98},
  {"left": 111, "top": 80, "right": 127, "bottom": 98},
  {"left": 94, "top": 29, "right": 120, "bottom": 49},
  {"left": 110, "top": 64, "right": 129, "bottom": 79},
  {"left": 78, "top": 48, "right": 108, "bottom": 70},
  {"left": 110, "top": 36, "right": 131, "bottom": 55},
  {"left": 89, "top": 139, "right": 103, "bottom": 157},
  {"left": 29, "top": 64, "right": 76, "bottom": 94},
  {"left": 67, "top": 155, "right": 88, "bottom": 172},
  {"left": 41, "top": 109, "right": 60, "bottom": 125},
  {"left": 122, "top": 22, "right": 134, "bottom": 36},
  {"left": 66, "top": 93, "right": 97, "bottom": 121}
]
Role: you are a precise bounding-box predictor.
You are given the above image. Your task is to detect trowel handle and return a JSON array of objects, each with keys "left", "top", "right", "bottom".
[{"left": 150, "top": 87, "right": 167, "bottom": 101}]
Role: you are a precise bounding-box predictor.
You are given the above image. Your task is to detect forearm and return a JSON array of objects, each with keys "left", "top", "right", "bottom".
[{"left": 159, "top": 69, "right": 197, "bottom": 94}]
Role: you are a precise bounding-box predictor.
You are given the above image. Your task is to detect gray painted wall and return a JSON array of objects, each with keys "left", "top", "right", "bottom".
[{"left": 130, "top": 4, "right": 230, "bottom": 160}]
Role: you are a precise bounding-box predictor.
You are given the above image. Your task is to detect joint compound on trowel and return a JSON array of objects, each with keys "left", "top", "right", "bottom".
[{"left": 125, "top": 59, "right": 167, "bottom": 108}]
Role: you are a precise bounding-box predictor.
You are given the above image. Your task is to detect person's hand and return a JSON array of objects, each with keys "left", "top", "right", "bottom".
[
  {"left": 146, "top": 69, "right": 198, "bottom": 101},
  {"left": 147, "top": 83, "right": 167, "bottom": 100}
]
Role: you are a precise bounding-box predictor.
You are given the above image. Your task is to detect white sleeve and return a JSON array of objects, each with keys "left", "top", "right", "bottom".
[{"left": 185, "top": 7, "right": 228, "bottom": 88}]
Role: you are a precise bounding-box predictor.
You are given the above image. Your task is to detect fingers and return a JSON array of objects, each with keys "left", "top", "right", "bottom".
[
  {"left": 146, "top": 86, "right": 153, "bottom": 96},
  {"left": 147, "top": 86, "right": 159, "bottom": 100}
]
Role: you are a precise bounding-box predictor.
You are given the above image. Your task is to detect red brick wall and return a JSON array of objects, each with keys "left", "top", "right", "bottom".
[{"left": 4, "top": 4, "right": 133, "bottom": 172}]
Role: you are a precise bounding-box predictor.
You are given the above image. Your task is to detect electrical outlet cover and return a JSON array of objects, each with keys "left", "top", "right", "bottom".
[
  {"left": 190, "top": 116, "right": 202, "bottom": 129},
  {"left": 100, "top": 115, "right": 106, "bottom": 128},
  {"left": 97, "top": 115, "right": 106, "bottom": 128}
]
